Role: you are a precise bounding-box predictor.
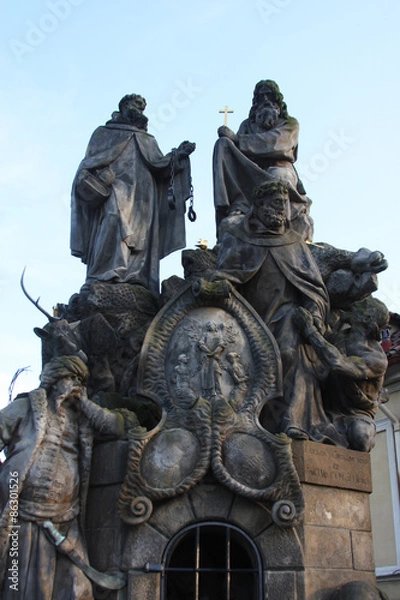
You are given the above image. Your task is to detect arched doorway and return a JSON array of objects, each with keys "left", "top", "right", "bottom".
[{"left": 162, "top": 521, "right": 264, "bottom": 600}]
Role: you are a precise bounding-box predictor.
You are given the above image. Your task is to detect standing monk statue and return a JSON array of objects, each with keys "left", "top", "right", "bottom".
[
  {"left": 213, "top": 80, "right": 312, "bottom": 241},
  {"left": 0, "top": 356, "right": 132, "bottom": 599},
  {"left": 70, "top": 93, "right": 196, "bottom": 297},
  {"left": 214, "top": 180, "right": 343, "bottom": 444}
]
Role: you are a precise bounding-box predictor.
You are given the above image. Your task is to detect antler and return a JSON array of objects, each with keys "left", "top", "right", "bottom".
[{"left": 20, "top": 267, "right": 57, "bottom": 322}]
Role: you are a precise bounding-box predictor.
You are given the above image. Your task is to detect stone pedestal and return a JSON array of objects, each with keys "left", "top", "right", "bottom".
[
  {"left": 85, "top": 439, "right": 376, "bottom": 600},
  {"left": 292, "top": 440, "right": 376, "bottom": 600}
]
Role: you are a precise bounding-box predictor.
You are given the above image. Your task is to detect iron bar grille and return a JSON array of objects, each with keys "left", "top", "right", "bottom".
[{"left": 161, "top": 521, "right": 263, "bottom": 600}]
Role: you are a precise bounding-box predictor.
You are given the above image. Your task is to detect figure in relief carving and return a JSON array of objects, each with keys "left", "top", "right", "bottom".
[
  {"left": 213, "top": 79, "right": 311, "bottom": 240},
  {"left": 215, "top": 180, "right": 344, "bottom": 444},
  {"left": 71, "top": 93, "right": 195, "bottom": 296},
  {"left": 295, "top": 297, "right": 389, "bottom": 451},
  {"left": 0, "top": 356, "right": 129, "bottom": 599},
  {"left": 225, "top": 352, "right": 249, "bottom": 409},
  {"left": 197, "top": 322, "right": 226, "bottom": 398},
  {"left": 171, "top": 353, "right": 197, "bottom": 408}
]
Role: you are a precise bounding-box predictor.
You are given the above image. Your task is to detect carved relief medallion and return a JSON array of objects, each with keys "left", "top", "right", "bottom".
[{"left": 118, "top": 280, "right": 304, "bottom": 528}]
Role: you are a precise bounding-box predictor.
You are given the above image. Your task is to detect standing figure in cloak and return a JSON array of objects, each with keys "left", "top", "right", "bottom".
[
  {"left": 214, "top": 180, "right": 343, "bottom": 443},
  {"left": 198, "top": 322, "right": 226, "bottom": 399},
  {"left": 71, "top": 93, "right": 196, "bottom": 297},
  {"left": 0, "top": 356, "right": 134, "bottom": 599},
  {"left": 213, "top": 80, "right": 312, "bottom": 241}
]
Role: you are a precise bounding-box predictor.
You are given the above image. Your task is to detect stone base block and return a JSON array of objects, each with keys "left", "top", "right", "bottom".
[
  {"left": 85, "top": 439, "right": 378, "bottom": 599},
  {"left": 292, "top": 440, "right": 376, "bottom": 599}
]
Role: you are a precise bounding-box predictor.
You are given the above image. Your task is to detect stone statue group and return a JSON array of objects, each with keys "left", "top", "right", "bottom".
[{"left": 0, "top": 81, "right": 389, "bottom": 599}]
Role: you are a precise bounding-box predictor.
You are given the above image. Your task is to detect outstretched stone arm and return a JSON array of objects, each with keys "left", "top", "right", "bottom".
[
  {"left": 78, "top": 391, "right": 125, "bottom": 437},
  {"left": 294, "top": 307, "right": 379, "bottom": 380},
  {"left": 177, "top": 140, "right": 196, "bottom": 158},
  {"left": 78, "top": 390, "right": 144, "bottom": 438}
]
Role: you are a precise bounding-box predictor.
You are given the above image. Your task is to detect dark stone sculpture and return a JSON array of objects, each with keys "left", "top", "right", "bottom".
[
  {"left": 59, "top": 83, "right": 388, "bottom": 453},
  {"left": 197, "top": 321, "right": 226, "bottom": 398},
  {"left": 12, "top": 80, "right": 392, "bottom": 598},
  {"left": 118, "top": 279, "right": 304, "bottom": 528},
  {"left": 332, "top": 581, "right": 389, "bottom": 599},
  {"left": 20, "top": 269, "right": 88, "bottom": 367},
  {"left": 213, "top": 79, "right": 312, "bottom": 241},
  {"left": 59, "top": 281, "right": 160, "bottom": 398},
  {"left": 0, "top": 356, "right": 132, "bottom": 598},
  {"left": 168, "top": 231, "right": 389, "bottom": 452},
  {"left": 310, "top": 243, "right": 388, "bottom": 309},
  {"left": 294, "top": 297, "right": 389, "bottom": 451},
  {"left": 214, "top": 179, "right": 344, "bottom": 444},
  {"left": 71, "top": 93, "right": 195, "bottom": 297}
]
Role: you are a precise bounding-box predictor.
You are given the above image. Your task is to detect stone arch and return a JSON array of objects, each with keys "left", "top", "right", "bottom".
[{"left": 161, "top": 521, "right": 264, "bottom": 599}]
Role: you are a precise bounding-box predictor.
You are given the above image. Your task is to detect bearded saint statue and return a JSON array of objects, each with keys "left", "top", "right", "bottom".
[{"left": 213, "top": 79, "right": 313, "bottom": 242}]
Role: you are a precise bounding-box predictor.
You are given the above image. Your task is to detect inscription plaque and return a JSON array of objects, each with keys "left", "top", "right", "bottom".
[{"left": 292, "top": 440, "right": 372, "bottom": 493}]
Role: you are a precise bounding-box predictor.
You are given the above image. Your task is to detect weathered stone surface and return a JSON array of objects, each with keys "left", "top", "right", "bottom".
[
  {"left": 297, "top": 296, "right": 388, "bottom": 453},
  {"left": 89, "top": 440, "right": 129, "bottom": 485},
  {"left": 292, "top": 440, "right": 372, "bottom": 492},
  {"left": 304, "top": 525, "right": 352, "bottom": 569},
  {"left": 222, "top": 432, "right": 277, "bottom": 487},
  {"left": 118, "top": 282, "right": 304, "bottom": 528},
  {"left": 7, "top": 78, "right": 390, "bottom": 600},
  {"left": 148, "top": 495, "right": 195, "bottom": 539},
  {"left": 304, "top": 568, "right": 377, "bottom": 600},
  {"left": 122, "top": 522, "right": 168, "bottom": 570},
  {"left": 213, "top": 79, "right": 310, "bottom": 240},
  {"left": 229, "top": 495, "right": 272, "bottom": 537},
  {"left": 302, "top": 484, "right": 371, "bottom": 530},
  {"left": 141, "top": 428, "right": 201, "bottom": 488},
  {"left": 86, "top": 484, "right": 123, "bottom": 531},
  {"left": 255, "top": 525, "right": 304, "bottom": 569},
  {"left": 264, "top": 570, "right": 298, "bottom": 600},
  {"left": 351, "top": 531, "right": 375, "bottom": 571},
  {"left": 189, "top": 481, "right": 234, "bottom": 521},
  {"left": 71, "top": 93, "right": 195, "bottom": 298},
  {"left": 86, "top": 527, "right": 119, "bottom": 571},
  {"left": 128, "top": 571, "right": 160, "bottom": 600},
  {"left": 0, "top": 356, "right": 125, "bottom": 599},
  {"left": 215, "top": 181, "right": 335, "bottom": 445}
]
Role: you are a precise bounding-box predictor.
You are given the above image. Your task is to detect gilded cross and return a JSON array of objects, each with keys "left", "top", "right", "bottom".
[{"left": 219, "top": 105, "right": 234, "bottom": 126}]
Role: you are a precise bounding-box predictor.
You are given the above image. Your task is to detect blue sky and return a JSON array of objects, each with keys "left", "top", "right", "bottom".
[{"left": 1, "top": 0, "right": 399, "bottom": 406}]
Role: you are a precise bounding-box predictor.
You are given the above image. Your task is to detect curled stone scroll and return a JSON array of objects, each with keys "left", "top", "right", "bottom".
[{"left": 118, "top": 280, "right": 304, "bottom": 527}]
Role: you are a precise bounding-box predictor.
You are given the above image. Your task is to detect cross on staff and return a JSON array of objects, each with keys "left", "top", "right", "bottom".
[{"left": 219, "top": 105, "right": 234, "bottom": 126}]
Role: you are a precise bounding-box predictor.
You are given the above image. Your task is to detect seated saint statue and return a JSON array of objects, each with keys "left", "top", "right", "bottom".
[{"left": 213, "top": 79, "right": 312, "bottom": 241}]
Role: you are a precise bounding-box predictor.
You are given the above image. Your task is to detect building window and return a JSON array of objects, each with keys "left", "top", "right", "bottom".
[
  {"left": 161, "top": 521, "right": 263, "bottom": 600},
  {"left": 370, "top": 418, "right": 400, "bottom": 577}
]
